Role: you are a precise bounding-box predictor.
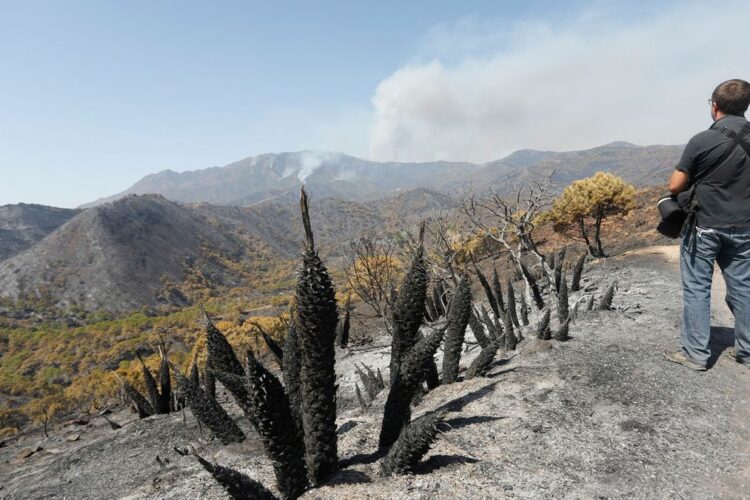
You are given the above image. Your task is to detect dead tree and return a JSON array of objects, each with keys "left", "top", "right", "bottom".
[
  {"left": 344, "top": 232, "right": 401, "bottom": 335},
  {"left": 463, "top": 175, "right": 557, "bottom": 307}
]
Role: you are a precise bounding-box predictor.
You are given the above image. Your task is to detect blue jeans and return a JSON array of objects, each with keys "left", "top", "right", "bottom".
[{"left": 680, "top": 226, "right": 750, "bottom": 365}]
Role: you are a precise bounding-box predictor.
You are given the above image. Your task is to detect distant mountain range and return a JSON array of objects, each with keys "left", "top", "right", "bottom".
[
  {"left": 84, "top": 142, "right": 682, "bottom": 207},
  {"left": 0, "top": 141, "right": 682, "bottom": 315}
]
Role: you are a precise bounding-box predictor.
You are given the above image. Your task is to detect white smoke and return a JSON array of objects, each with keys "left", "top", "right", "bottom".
[
  {"left": 297, "top": 151, "right": 341, "bottom": 182},
  {"left": 368, "top": 2, "right": 750, "bottom": 163}
]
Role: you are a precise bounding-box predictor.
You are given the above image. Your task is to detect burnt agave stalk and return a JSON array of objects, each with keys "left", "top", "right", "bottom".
[
  {"left": 389, "top": 225, "right": 428, "bottom": 382},
  {"left": 244, "top": 352, "right": 308, "bottom": 499},
  {"left": 122, "top": 381, "right": 154, "bottom": 418},
  {"left": 157, "top": 344, "right": 172, "bottom": 414},
  {"left": 519, "top": 292, "right": 529, "bottom": 326},
  {"left": 585, "top": 294, "right": 595, "bottom": 311},
  {"left": 282, "top": 319, "right": 303, "bottom": 433},
  {"left": 570, "top": 301, "right": 580, "bottom": 322},
  {"left": 173, "top": 367, "right": 245, "bottom": 444},
  {"left": 136, "top": 352, "right": 161, "bottom": 414},
  {"left": 339, "top": 295, "right": 351, "bottom": 349},
  {"left": 424, "top": 357, "right": 440, "bottom": 390},
  {"left": 506, "top": 280, "right": 520, "bottom": 329},
  {"left": 520, "top": 262, "right": 545, "bottom": 310},
  {"left": 503, "top": 309, "right": 517, "bottom": 351},
  {"left": 479, "top": 303, "right": 500, "bottom": 342},
  {"left": 466, "top": 341, "right": 498, "bottom": 379},
  {"left": 554, "top": 247, "right": 566, "bottom": 293},
  {"left": 492, "top": 267, "right": 506, "bottom": 314},
  {"left": 253, "top": 322, "right": 284, "bottom": 369},
  {"left": 554, "top": 319, "right": 571, "bottom": 341},
  {"left": 189, "top": 359, "right": 200, "bottom": 388},
  {"left": 355, "top": 363, "right": 385, "bottom": 403},
  {"left": 204, "top": 368, "right": 216, "bottom": 401},
  {"left": 468, "top": 309, "right": 490, "bottom": 348},
  {"left": 355, "top": 383, "right": 368, "bottom": 409},
  {"left": 203, "top": 311, "right": 253, "bottom": 419},
  {"left": 195, "top": 453, "right": 277, "bottom": 500},
  {"left": 380, "top": 410, "right": 446, "bottom": 476},
  {"left": 571, "top": 253, "right": 586, "bottom": 292},
  {"left": 473, "top": 259, "right": 499, "bottom": 318},
  {"left": 599, "top": 281, "right": 617, "bottom": 310},
  {"left": 295, "top": 187, "right": 339, "bottom": 485},
  {"left": 441, "top": 274, "right": 472, "bottom": 385},
  {"left": 558, "top": 270, "right": 569, "bottom": 324},
  {"left": 536, "top": 308, "right": 551, "bottom": 340},
  {"left": 380, "top": 327, "right": 445, "bottom": 448}
]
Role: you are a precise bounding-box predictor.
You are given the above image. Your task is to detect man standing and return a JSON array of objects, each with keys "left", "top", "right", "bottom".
[{"left": 666, "top": 79, "right": 750, "bottom": 371}]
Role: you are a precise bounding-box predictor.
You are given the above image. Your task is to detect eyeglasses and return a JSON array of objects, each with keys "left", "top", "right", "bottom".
[{"left": 708, "top": 98, "right": 713, "bottom": 106}]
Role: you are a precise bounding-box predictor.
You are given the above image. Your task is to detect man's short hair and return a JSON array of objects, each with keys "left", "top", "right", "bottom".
[{"left": 712, "top": 79, "right": 750, "bottom": 116}]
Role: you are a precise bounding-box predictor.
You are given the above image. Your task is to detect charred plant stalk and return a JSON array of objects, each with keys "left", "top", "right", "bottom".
[
  {"left": 123, "top": 382, "right": 154, "bottom": 418},
  {"left": 599, "top": 281, "right": 617, "bottom": 310},
  {"left": 355, "top": 383, "right": 368, "bottom": 409},
  {"left": 195, "top": 453, "right": 277, "bottom": 500},
  {"left": 244, "top": 352, "right": 308, "bottom": 499},
  {"left": 473, "top": 258, "right": 499, "bottom": 318},
  {"left": 536, "top": 308, "right": 551, "bottom": 340},
  {"left": 466, "top": 341, "right": 498, "bottom": 379},
  {"left": 479, "top": 304, "right": 500, "bottom": 342},
  {"left": 554, "top": 247, "right": 566, "bottom": 293},
  {"left": 520, "top": 262, "right": 545, "bottom": 310},
  {"left": 441, "top": 274, "right": 472, "bottom": 385},
  {"left": 189, "top": 360, "right": 200, "bottom": 388},
  {"left": 503, "top": 309, "right": 517, "bottom": 351},
  {"left": 586, "top": 294, "right": 595, "bottom": 311},
  {"left": 252, "top": 322, "right": 284, "bottom": 369},
  {"left": 389, "top": 229, "right": 428, "bottom": 381},
  {"left": 554, "top": 319, "right": 571, "bottom": 341},
  {"left": 571, "top": 253, "right": 586, "bottom": 292},
  {"left": 506, "top": 280, "right": 520, "bottom": 329},
  {"left": 492, "top": 267, "right": 506, "bottom": 314},
  {"left": 380, "top": 410, "right": 446, "bottom": 476},
  {"left": 282, "top": 319, "right": 303, "bottom": 433},
  {"left": 355, "top": 363, "right": 385, "bottom": 403},
  {"left": 468, "top": 309, "right": 489, "bottom": 348},
  {"left": 380, "top": 327, "right": 445, "bottom": 448},
  {"left": 157, "top": 347, "right": 172, "bottom": 415},
  {"left": 203, "top": 311, "right": 253, "bottom": 420},
  {"left": 204, "top": 368, "right": 216, "bottom": 401},
  {"left": 173, "top": 367, "right": 245, "bottom": 444},
  {"left": 558, "top": 270, "right": 569, "bottom": 324},
  {"left": 295, "top": 187, "right": 339, "bottom": 485},
  {"left": 339, "top": 296, "right": 351, "bottom": 349},
  {"left": 136, "top": 352, "right": 161, "bottom": 414},
  {"left": 519, "top": 293, "right": 529, "bottom": 326},
  {"left": 424, "top": 358, "right": 440, "bottom": 390}
]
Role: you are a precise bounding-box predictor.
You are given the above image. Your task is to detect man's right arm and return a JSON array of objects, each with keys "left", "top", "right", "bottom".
[
  {"left": 669, "top": 170, "right": 689, "bottom": 194},
  {"left": 669, "top": 136, "right": 699, "bottom": 194}
]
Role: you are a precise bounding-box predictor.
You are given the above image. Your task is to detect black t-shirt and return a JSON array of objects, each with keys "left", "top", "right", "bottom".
[{"left": 675, "top": 115, "right": 750, "bottom": 228}]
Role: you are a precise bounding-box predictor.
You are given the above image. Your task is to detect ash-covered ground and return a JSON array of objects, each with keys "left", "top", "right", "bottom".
[{"left": 1, "top": 246, "right": 748, "bottom": 499}]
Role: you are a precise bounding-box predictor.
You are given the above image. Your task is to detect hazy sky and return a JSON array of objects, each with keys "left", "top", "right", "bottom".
[{"left": 0, "top": 0, "right": 747, "bottom": 207}]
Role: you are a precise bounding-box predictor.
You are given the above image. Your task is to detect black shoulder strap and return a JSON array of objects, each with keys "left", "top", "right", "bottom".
[{"left": 693, "top": 122, "right": 750, "bottom": 184}]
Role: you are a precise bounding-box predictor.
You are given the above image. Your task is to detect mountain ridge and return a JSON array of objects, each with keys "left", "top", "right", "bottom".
[{"left": 83, "top": 142, "right": 683, "bottom": 208}]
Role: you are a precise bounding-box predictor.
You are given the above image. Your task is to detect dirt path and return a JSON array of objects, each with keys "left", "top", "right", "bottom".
[{"left": 624, "top": 245, "right": 750, "bottom": 497}]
